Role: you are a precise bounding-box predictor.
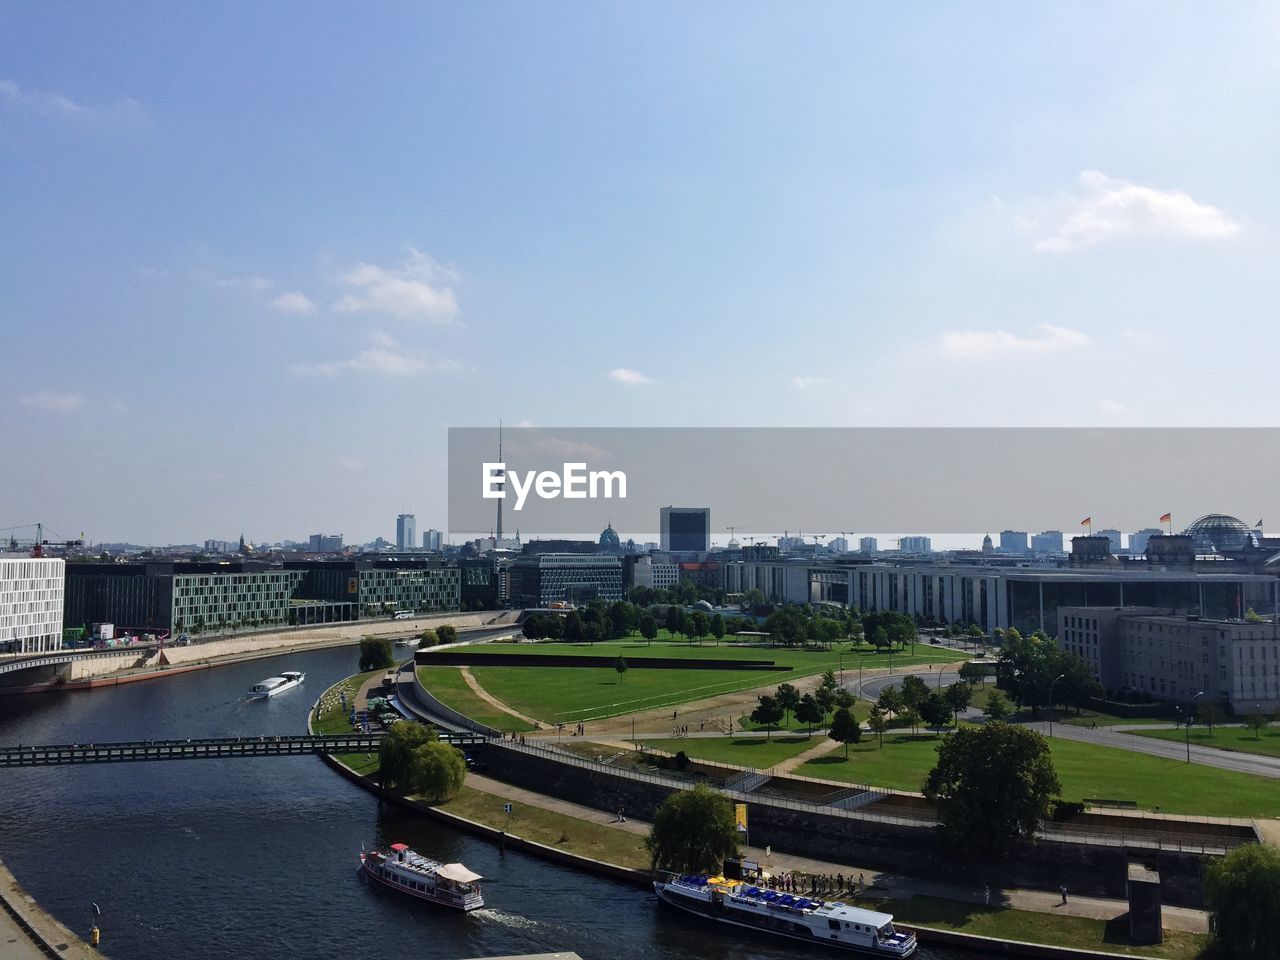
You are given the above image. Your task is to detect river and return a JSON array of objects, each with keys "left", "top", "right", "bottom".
[{"left": 0, "top": 645, "right": 978, "bottom": 960}]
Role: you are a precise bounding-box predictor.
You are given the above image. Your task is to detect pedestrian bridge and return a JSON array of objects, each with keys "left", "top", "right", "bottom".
[
  {"left": 0, "top": 646, "right": 158, "bottom": 676},
  {"left": 0, "top": 732, "right": 487, "bottom": 767}
]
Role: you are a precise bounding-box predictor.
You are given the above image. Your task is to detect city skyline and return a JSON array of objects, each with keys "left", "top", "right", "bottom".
[{"left": 6, "top": 4, "right": 1280, "bottom": 543}]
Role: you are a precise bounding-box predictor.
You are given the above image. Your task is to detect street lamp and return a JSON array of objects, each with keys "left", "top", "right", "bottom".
[
  {"left": 1185, "top": 691, "right": 1204, "bottom": 763},
  {"left": 1047, "top": 674, "right": 1065, "bottom": 737}
]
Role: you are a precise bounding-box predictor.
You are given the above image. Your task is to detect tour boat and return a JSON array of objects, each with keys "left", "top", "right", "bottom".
[
  {"left": 654, "top": 874, "right": 916, "bottom": 957},
  {"left": 359, "top": 843, "right": 484, "bottom": 911},
  {"left": 247, "top": 670, "right": 305, "bottom": 699}
]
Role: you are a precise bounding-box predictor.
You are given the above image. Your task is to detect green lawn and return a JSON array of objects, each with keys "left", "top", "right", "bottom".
[
  {"left": 1132, "top": 724, "right": 1280, "bottom": 759},
  {"left": 312, "top": 669, "right": 385, "bottom": 734},
  {"left": 797, "top": 731, "right": 1280, "bottom": 817},
  {"left": 416, "top": 665, "right": 537, "bottom": 732},
  {"left": 457, "top": 640, "right": 962, "bottom": 723},
  {"left": 640, "top": 734, "right": 826, "bottom": 768},
  {"left": 883, "top": 896, "right": 1207, "bottom": 960}
]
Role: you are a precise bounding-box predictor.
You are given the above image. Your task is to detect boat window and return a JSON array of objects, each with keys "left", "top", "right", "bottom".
[{"left": 827, "top": 919, "right": 840, "bottom": 931}]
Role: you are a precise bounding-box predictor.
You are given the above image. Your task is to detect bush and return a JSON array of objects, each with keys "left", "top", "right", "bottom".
[
  {"left": 359, "top": 636, "right": 394, "bottom": 671},
  {"left": 673, "top": 750, "right": 690, "bottom": 771},
  {"left": 1049, "top": 800, "right": 1086, "bottom": 822}
]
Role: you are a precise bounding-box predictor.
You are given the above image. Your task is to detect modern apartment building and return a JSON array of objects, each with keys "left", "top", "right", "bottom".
[{"left": 0, "top": 557, "right": 65, "bottom": 653}]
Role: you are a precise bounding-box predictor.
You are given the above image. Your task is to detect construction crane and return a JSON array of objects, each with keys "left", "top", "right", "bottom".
[{"left": 3, "top": 522, "right": 85, "bottom": 558}]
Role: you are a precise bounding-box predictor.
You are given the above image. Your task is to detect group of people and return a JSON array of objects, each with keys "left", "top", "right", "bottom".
[{"left": 760, "top": 870, "right": 866, "bottom": 897}]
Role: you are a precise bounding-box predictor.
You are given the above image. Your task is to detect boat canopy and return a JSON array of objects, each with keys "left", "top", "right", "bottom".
[
  {"left": 437, "top": 863, "right": 482, "bottom": 883},
  {"left": 390, "top": 843, "right": 409, "bottom": 852}
]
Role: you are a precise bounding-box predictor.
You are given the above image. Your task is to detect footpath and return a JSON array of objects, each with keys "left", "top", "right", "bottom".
[
  {"left": 0, "top": 857, "right": 97, "bottom": 960},
  {"left": 461, "top": 772, "right": 1209, "bottom": 934}
]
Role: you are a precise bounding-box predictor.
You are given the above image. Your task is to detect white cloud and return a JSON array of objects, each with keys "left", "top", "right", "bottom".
[
  {"left": 0, "top": 79, "right": 146, "bottom": 125},
  {"left": 216, "top": 275, "right": 274, "bottom": 292},
  {"left": 270, "top": 291, "right": 316, "bottom": 314},
  {"left": 939, "top": 323, "right": 1091, "bottom": 361},
  {"left": 609, "top": 368, "right": 651, "bottom": 385},
  {"left": 1033, "top": 171, "right": 1241, "bottom": 253},
  {"left": 333, "top": 248, "right": 459, "bottom": 322},
  {"left": 289, "top": 332, "right": 462, "bottom": 378},
  {"left": 20, "top": 391, "right": 82, "bottom": 412},
  {"left": 1098, "top": 397, "right": 1131, "bottom": 416},
  {"left": 791, "top": 376, "right": 832, "bottom": 390}
]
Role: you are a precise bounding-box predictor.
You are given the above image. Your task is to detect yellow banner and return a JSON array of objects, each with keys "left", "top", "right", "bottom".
[{"left": 735, "top": 803, "right": 748, "bottom": 832}]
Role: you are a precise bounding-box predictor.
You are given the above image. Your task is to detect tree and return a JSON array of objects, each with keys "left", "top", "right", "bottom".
[
  {"left": 639, "top": 614, "right": 659, "bottom": 646},
  {"left": 379, "top": 721, "right": 436, "bottom": 792},
  {"left": 1204, "top": 842, "right": 1280, "bottom": 960},
  {"left": 614, "top": 655, "right": 628, "bottom": 684},
  {"left": 828, "top": 707, "right": 862, "bottom": 758},
  {"left": 409, "top": 741, "right": 467, "bottom": 801},
  {"left": 1196, "top": 701, "right": 1222, "bottom": 734},
  {"left": 983, "top": 690, "right": 1012, "bottom": 722},
  {"left": 563, "top": 610, "right": 586, "bottom": 643},
  {"left": 775, "top": 683, "right": 800, "bottom": 725},
  {"left": 645, "top": 784, "right": 740, "bottom": 873},
  {"left": 899, "top": 674, "right": 929, "bottom": 710},
  {"left": 750, "top": 694, "right": 784, "bottom": 738},
  {"left": 690, "top": 611, "right": 710, "bottom": 645},
  {"left": 359, "top": 636, "right": 394, "bottom": 671},
  {"left": 923, "top": 722, "right": 1061, "bottom": 851},
  {"left": 418, "top": 628, "right": 439, "bottom": 649},
  {"left": 869, "top": 626, "right": 892, "bottom": 652},
  {"left": 833, "top": 688, "right": 856, "bottom": 711},
  {"left": 1246, "top": 711, "right": 1270, "bottom": 741},
  {"left": 815, "top": 672, "right": 838, "bottom": 717},
  {"left": 436, "top": 625, "right": 458, "bottom": 646},
  {"left": 665, "top": 605, "right": 684, "bottom": 641},
  {"left": 945, "top": 681, "right": 973, "bottom": 728},
  {"left": 608, "top": 601, "right": 636, "bottom": 640},
  {"left": 958, "top": 660, "right": 988, "bottom": 687},
  {"left": 920, "top": 692, "right": 952, "bottom": 731},
  {"left": 877, "top": 684, "right": 903, "bottom": 718},
  {"left": 711, "top": 613, "right": 726, "bottom": 644},
  {"left": 868, "top": 705, "right": 890, "bottom": 747},
  {"left": 795, "top": 693, "right": 825, "bottom": 739}
]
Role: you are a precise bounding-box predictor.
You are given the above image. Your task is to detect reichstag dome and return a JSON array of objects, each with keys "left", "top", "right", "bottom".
[{"left": 1182, "top": 514, "right": 1259, "bottom": 554}]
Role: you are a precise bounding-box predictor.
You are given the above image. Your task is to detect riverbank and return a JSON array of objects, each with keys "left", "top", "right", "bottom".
[
  {"left": 310, "top": 674, "right": 1209, "bottom": 960},
  {"left": 0, "top": 857, "right": 98, "bottom": 959}
]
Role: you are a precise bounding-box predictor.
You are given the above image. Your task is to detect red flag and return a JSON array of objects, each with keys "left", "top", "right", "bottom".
[
  {"left": 1159, "top": 512, "right": 1171, "bottom": 523},
  {"left": 1080, "top": 517, "right": 1091, "bottom": 526}
]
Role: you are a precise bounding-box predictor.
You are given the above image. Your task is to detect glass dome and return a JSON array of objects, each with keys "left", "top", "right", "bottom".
[{"left": 1182, "top": 514, "right": 1258, "bottom": 554}]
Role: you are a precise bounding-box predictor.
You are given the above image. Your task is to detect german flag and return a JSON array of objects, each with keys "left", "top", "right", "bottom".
[
  {"left": 1080, "top": 517, "right": 1091, "bottom": 526},
  {"left": 1159, "top": 512, "right": 1171, "bottom": 523}
]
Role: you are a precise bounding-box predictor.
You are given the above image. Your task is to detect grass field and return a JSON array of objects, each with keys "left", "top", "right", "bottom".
[
  {"left": 311, "top": 669, "right": 385, "bottom": 735},
  {"left": 458, "top": 640, "right": 963, "bottom": 723},
  {"left": 416, "top": 665, "right": 537, "bottom": 732},
  {"left": 1132, "top": 724, "right": 1280, "bottom": 759},
  {"left": 795, "top": 732, "right": 1280, "bottom": 817},
  {"left": 883, "top": 896, "right": 1207, "bottom": 959},
  {"left": 640, "top": 734, "right": 825, "bottom": 768}
]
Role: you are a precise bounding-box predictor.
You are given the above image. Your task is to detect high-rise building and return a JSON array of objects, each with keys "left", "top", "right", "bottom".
[
  {"left": 1129, "top": 528, "right": 1163, "bottom": 556},
  {"left": 396, "top": 514, "right": 416, "bottom": 551},
  {"left": 1031, "top": 530, "right": 1064, "bottom": 554},
  {"left": 859, "top": 537, "right": 878, "bottom": 554},
  {"left": 422, "top": 529, "right": 443, "bottom": 551},
  {"left": 0, "top": 557, "right": 64, "bottom": 653},
  {"left": 899, "top": 536, "right": 932, "bottom": 554},
  {"left": 308, "top": 534, "right": 344, "bottom": 553},
  {"left": 1097, "top": 528, "right": 1123, "bottom": 554},
  {"left": 829, "top": 537, "right": 849, "bottom": 553},
  {"left": 999, "top": 530, "right": 1029, "bottom": 554},
  {"left": 660, "top": 507, "right": 710, "bottom": 553}
]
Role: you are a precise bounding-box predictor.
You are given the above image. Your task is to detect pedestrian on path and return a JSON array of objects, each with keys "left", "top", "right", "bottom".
[
  {"left": 1059, "top": 884, "right": 1068, "bottom": 904},
  {"left": 983, "top": 884, "right": 990, "bottom": 905},
  {"left": 858, "top": 873, "right": 865, "bottom": 895}
]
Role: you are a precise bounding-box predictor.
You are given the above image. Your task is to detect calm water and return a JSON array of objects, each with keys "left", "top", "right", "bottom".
[{"left": 0, "top": 646, "right": 978, "bottom": 960}]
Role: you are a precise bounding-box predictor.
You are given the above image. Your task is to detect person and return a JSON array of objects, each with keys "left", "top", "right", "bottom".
[
  {"left": 858, "top": 873, "right": 865, "bottom": 895},
  {"left": 1059, "top": 884, "right": 1068, "bottom": 904},
  {"left": 984, "top": 883, "right": 991, "bottom": 905}
]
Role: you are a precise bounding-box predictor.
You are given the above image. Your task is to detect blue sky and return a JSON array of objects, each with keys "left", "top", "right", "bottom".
[{"left": 3, "top": 3, "right": 1278, "bottom": 545}]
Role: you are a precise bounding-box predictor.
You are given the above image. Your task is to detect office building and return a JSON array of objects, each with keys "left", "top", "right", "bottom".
[
  {"left": 308, "top": 534, "right": 344, "bottom": 553},
  {"left": 508, "top": 554, "right": 624, "bottom": 607},
  {"left": 422, "top": 529, "right": 443, "bottom": 551},
  {"left": 1097, "top": 529, "right": 1123, "bottom": 554},
  {"left": 0, "top": 557, "right": 65, "bottom": 653},
  {"left": 829, "top": 537, "right": 849, "bottom": 554},
  {"left": 1128, "top": 528, "right": 1163, "bottom": 557},
  {"left": 660, "top": 507, "right": 710, "bottom": 553},
  {"left": 632, "top": 556, "right": 679, "bottom": 591},
  {"left": 999, "top": 530, "right": 1029, "bottom": 554},
  {"left": 859, "top": 537, "right": 878, "bottom": 554},
  {"left": 203, "top": 540, "right": 236, "bottom": 554},
  {"left": 1031, "top": 531, "right": 1064, "bottom": 555},
  {"left": 899, "top": 536, "right": 932, "bottom": 554},
  {"left": 396, "top": 514, "right": 417, "bottom": 551},
  {"left": 1060, "top": 606, "right": 1280, "bottom": 712}
]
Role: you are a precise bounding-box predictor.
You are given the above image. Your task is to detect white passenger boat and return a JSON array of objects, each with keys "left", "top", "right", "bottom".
[
  {"left": 655, "top": 873, "right": 916, "bottom": 956},
  {"left": 247, "top": 670, "right": 305, "bottom": 699},
  {"left": 359, "top": 843, "right": 484, "bottom": 911}
]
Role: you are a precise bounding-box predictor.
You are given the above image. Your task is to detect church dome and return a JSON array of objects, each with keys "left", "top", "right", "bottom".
[{"left": 599, "top": 523, "right": 621, "bottom": 553}]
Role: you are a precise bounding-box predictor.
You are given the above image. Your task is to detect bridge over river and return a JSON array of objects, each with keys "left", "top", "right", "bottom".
[{"left": 0, "top": 732, "right": 486, "bottom": 766}]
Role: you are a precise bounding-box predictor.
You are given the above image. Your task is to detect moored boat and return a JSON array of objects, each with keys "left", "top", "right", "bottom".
[
  {"left": 360, "top": 843, "right": 484, "bottom": 911},
  {"left": 654, "top": 873, "right": 915, "bottom": 956},
  {"left": 247, "top": 670, "right": 305, "bottom": 699}
]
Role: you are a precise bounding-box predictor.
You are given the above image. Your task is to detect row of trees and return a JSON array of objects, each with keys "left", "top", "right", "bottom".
[
  {"left": 870, "top": 673, "right": 974, "bottom": 738},
  {"left": 749, "top": 672, "right": 858, "bottom": 739},
  {"left": 628, "top": 579, "right": 725, "bottom": 607},
  {"left": 993, "top": 628, "right": 1102, "bottom": 715},
  {"left": 521, "top": 601, "right": 740, "bottom": 645},
  {"left": 417, "top": 625, "right": 458, "bottom": 648}
]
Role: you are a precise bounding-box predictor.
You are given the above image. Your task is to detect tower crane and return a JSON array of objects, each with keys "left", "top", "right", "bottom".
[{"left": 3, "top": 523, "right": 85, "bottom": 558}]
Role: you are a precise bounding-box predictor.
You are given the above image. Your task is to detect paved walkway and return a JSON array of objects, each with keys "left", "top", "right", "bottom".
[
  {"left": 460, "top": 666, "right": 546, "bottom": 729},
  {"left": 461, "top": 773, "right": 1208, "bottom": 933}
]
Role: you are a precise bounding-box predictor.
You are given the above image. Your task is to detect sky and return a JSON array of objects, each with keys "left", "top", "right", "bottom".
[{"left": 3, "top": 3, "right": 1279, "bottom": 546}]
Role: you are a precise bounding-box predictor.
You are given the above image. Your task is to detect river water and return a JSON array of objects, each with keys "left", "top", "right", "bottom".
[{"left": 0, "top": 645, "right": 979, "bottom": 960}]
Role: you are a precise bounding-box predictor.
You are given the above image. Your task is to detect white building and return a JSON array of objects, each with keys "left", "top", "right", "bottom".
[
  {"left": 1031, "top": 530, "right": 1064, "bottom": 554},
  {"left": 899, "top": 536, "right": 932, "bottom": 554},
  {"left": 859, "top": 537, "right": 878, "bottom": 554},
  {"left": 1, "top": 557, "right": 65, "bottom": 653},
  {"left": 1097, "top": 528, "right": 1123, "bottom": 554},
  {"left": 1128, "top": 528, "right": 1163, "bottom": 556},
  {"left": 632, "top": 556, "right": 679, "bottom": 591},
  {"left": 829, "top": 537, "right": 849, "bottom": 553}
]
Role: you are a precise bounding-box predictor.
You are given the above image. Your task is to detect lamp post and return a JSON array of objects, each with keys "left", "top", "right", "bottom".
[
  {"left": 1047, "top": 674, "right": 1065, "bottom": 737},
  {"left": 1185, "top": 691, "right": 1204, "bottom": 763}
]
